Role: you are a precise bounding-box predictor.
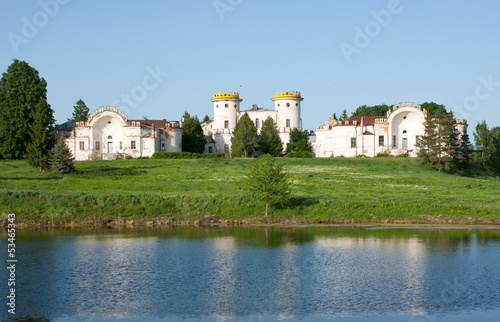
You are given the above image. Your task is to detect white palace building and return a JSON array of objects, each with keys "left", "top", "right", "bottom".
[{"left": 57, "top": 91, "right": 467, "bottom": 160}]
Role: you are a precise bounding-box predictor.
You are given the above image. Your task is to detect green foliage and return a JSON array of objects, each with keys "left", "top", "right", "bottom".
[
  {"left": 420, "top": 102, "right": 448, "bottom": 116},
  {"left": 287, "top": 128, "right": 313, "bottom": 154},
  {"left": 351, "top": 104, "right": 391, "bottom": 117},
  {"left": 67, "top": 99, "right": 89, "bottom": 122},
  {"left": 202, "top": 115, "right": 211, "bottom": 123},
  {"left": 258, "top": 116, "right": 283, "bottom": 156},
  {"left": 0, "top": 59, "right": 51, "bottom": 159},
  {"left": 26, "top": 100, "right": 55, "bottom": 171},
  {"left": 152, "top": 152, "right": 225, "bottom": 159},
  {"left": 50, "top": 138, "right": 75, "bottom": 175},
  {"left": 247, "top": 158, "right": 290, "bottom": 217},
  {"left": 231, "top": 112, "right": 258, "bottom": 157},
  {"left": 458, "top": 132, "right": 473, "bottom": 169},
  {"left": 339, "top": 109, "right": 349, "bottom": 121},
  {"left": 181, "top": 112, "right": 206, "bottom": 154},
  {"left": 473, "top": 121, "right": 500, "bottom": 174},
  {"left": 283, "top": 151, "right": 314, "bottom": 158}
]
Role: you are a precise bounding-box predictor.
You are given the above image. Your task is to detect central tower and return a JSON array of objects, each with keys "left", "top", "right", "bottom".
[{"left": 272, "top": 91, "right": 303, "bottom": 131}]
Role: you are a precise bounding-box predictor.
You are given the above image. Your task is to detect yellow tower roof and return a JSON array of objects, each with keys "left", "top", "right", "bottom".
[
  {"left": 274, "top": 91, "right": 301, "bottom": 98},
  {"left": 213, "top": 92, "right": 240, "bottom": 99}
]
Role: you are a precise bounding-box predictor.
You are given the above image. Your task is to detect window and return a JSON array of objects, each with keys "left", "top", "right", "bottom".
[
  {"left": 95, "top": 141, "right": 100, "bottom": 151},
  {"left": 379, "top": 135, "right": 384, "bottom": 146},
  {"left": 208, "top": 146, "right": 213, "bottom": 153},
  {"left": 286, "top": 103, "right": 290, "bottom": 107},
  {"left": 224, "top": 144, "right": 229, "bottom": 155},
  {"left": 160, "top": 140, "right": 165, "bottom": 151},
  {"left": 225, "top": 104, "right": 228, "bottom": 108},
  {"left": 131, "top": 140, "right": 136, "bottom": 149},
  {"left": 108, "top": 135, "right": 112, "bottom": 139},
  {"left": 393, "top": 135, "right": 397, "bottom": 148},
  {"left": 119, "top": 141, "right": 123, "bottom": 150},
  {"left": 255, "top": 118, "right": 260, "bottom": 128},
  {"left": 224, "top": 120, "right": 229, "bottom": 129},
  {"left": 403, "top": 130, "right": 407, "bottom": 134},
  {"left": 79, "top": 141, "right": 85, "bottom": 150},
  {"left": 416, "top": 135, "right": 420, "bottom": 142},
  {"left": 286, "top": 119, "right": 290, "bottom": 128},
  {"left": 262, "top": 120, "right": 264, "bottom": 128},
  {"left": 351, "top": 137, "right": 356, "bottom": 148}
]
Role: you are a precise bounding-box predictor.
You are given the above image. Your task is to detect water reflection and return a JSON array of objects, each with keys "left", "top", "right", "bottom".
[{"left": 1, "top": 226, "right": 499, "bottom": 321}]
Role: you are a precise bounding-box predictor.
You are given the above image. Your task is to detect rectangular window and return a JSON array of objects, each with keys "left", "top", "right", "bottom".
[
  {"left": 224, "top": 144, "right": 229, "bottom": 155},
  {"left": 286, "top": 119, "right": 291, "bottom": 128},
  {"left": 224, "top": 120, "right": 229, "bottom": 129},
  {"left": 208, "top": 146, "right": 213, "bottom": 153},
  {"left": 119, "top": 141, "right": 123, "bottom": 150},
  {"left": 379, "top": 135, "right": 384, "bottom": 146},
  {"left": 393, "top": 135, "right": 397, "bottom": 148},
  {"left": 161, "top": 140, "right": 165, "bottom": 151},
  {"left": 79, "top": 141, "right": 85, "bottom": 150},
  {"left": 351, "top": 137, "right": 356, "bottom": 148},
  {"left": 131, "top": 140, "right": 136, "bottom": 150},
  {"left": 95, "top": 141, "right": 100, "bottom": 151},
  {"left": 255, "top": 118, "right": 260, "bottom": 128},
  {"left": 262, "top": 120, "right": 264, "bottom": 128}
]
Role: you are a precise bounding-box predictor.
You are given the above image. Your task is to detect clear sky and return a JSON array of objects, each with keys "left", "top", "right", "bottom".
[{"left": 1, "top": 0, "right": 499, "bottom": 135}]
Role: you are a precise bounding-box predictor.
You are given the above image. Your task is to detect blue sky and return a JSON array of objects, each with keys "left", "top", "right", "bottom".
[{"left": 1, "top": 0, "right": 499, "bottom": 135}]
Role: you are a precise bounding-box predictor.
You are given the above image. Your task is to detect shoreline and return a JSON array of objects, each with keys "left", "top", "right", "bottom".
[{"left": 3, "top": 216, "right": 500, "bottom": 230}]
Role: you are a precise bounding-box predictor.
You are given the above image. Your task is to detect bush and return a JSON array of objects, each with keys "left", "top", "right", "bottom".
[
  {"left": 375, "top": 152, "right": 391, "bottom": 158},
  {"left": 283, "top": 151, "right": 314, "bottom": 158},
  {"left": 152, "top": 152, "right": 225, "bottom": 159}
]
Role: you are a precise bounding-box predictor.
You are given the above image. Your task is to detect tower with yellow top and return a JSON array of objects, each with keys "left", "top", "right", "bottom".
[
  {"left": 211, "top": 92, "right": 242, "bottom": 130},
  {"left": 272, "top": 91, "right": 303, "bottom": 131}
]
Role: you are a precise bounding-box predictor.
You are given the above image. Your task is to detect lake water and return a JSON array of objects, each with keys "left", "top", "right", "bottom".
[{"left": 1, "top": 226, "right": 500, "bottom": 321}]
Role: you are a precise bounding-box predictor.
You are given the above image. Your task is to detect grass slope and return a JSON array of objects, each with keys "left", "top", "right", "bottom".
[{"left": 0, "top": 158, "right": 499, "bottom": 225}]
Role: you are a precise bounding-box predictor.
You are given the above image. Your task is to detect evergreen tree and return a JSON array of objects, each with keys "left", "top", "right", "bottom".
[
  {"left": 50, "top": 137, "right": 75, "bottom": 175},
  {"left": 332, "top": 113, "right": 338, "bottom": 121},
  {"left": 258, "top": 116, "right": 282, "bottom": 156},
  {"left": 26, "top": 100, "right": 55, "bottom": 171},
  {"left": 458, "top": 131, "right": 473, "bottom": 169},
  {"left": 339, "top": 109, "right": 349, "bottom": 121},
  {"left": 247, "top": 158, "right": 290, "bottom": 218},
  {"left": 202, "top": 115, "right": 211, "bottom": 123},
  {"left": 441, "top": 111, "right": 459, "bottom": 171},
  {"left": 415, "top": 112, "right": 438, "bottom": 166},
  {"left": 287, "top": 128, "right": 313, "bottom": 153},
  {"left": 231, "top": 112, "right": 258, "bottom": 157},
  {"left": 181, "top": 111, "right": 206, "bottom": 154},
  {"left": 0, "top": 59, "right": 50, "bottom": 159},
  {"left": 67, "top": 99, "right": 89, "bottom": 122},
  {"left": 420, "top": 102, "right": 448, "bottom": 116}
]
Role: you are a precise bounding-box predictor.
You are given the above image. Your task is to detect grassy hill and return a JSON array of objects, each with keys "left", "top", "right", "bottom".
[{"left": 1, "top": 158, "right": 499, "bottom": 226}]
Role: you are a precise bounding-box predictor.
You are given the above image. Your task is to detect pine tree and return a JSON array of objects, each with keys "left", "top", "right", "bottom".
[
  {"left": 258, "top": 116, "right": 282, "bottom": 156},
  {"left": 50, "top": 138, "right": 75, "bottom": 175},
  {"left": 231, "top": 113, "right": 258, "bottom": 157},
  {"left": 339, "top": 109, "right": 349, "bottom": 121},
  {"left": 202, "top": 115, "right": 211, "bottom": 123},
  {"left": 441, "top": 111, "right": 459, "bottom": 171},
  {"left": 181, "top": 111, "right": 206, "bottom": 154},
  {"left": 458, "top": 131, "right": 473, "bottom": 169},
  {"left": 333, "top": 113, "right": 338, "bottom": 121},
  {"left": 26, "top": 100, "right": 55, "bottom": 171},
  {"left": 415, "top": 112, "right": 438, "bottom": 166},
  {"left": 247, "top": 158, "right": 290, "bottom": 218},
  {"left": 67, "top": 99, "right": 89, "bottom": 122},
  {"left": 0, "top": 59, "right": 50, "bottom": 159}
]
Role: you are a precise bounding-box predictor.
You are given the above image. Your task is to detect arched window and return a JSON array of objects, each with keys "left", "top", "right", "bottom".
[
  {"left": 255, "top": 118, "right": 260, "bottom": 128},
  {"left": 403, "top": 130, "right": 407, "bottom": 134},
  {"left": 108, "top": 135, "right": 113, "bottom": 139}
]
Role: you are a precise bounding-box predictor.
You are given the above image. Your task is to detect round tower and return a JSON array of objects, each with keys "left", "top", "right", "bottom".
[
  {"left": 211, "top": 92, "right": 242, "bottom": 130},
  {"left": 272, "top": 91, "right": 303, "bottom": 130}
]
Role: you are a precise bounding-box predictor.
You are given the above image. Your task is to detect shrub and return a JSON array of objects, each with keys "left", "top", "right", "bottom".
[
  {"left": 201, "top": 153, "right": 225, "bottom": 159},
  {"left": 375, "top": 152, "right": 391, "bottom": 158},
  {"left": 152, "top": 152, "right": 225, "bottom": 159},
  {"left": 283, "top": 151, "right": 314, "bottom": 158}
]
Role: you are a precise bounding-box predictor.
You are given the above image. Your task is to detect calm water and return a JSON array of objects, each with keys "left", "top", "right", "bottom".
[{"left": 1, "top": 226, "right": 500, "bottom": 321}]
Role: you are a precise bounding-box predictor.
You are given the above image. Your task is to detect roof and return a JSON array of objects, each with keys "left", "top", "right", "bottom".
[
  {"left": 129, "top": 119, "right": 174, "bottom": 128},
  {"left": 363, "top": 131, "right": 374, "bottom": 135},
  {"left": 343, "top": 115, "right": 386, "bottom": 126}
]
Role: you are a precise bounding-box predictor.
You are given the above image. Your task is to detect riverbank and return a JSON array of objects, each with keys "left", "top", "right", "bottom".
[{"left": 1, "top": 158, "right": 499, "bottom": 228}]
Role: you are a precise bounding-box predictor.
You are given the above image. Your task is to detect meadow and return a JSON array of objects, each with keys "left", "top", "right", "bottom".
[{"left": 1, "top": 157, "right": 499, "bottom": 225}]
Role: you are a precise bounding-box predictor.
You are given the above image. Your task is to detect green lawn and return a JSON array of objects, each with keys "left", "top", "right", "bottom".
[{"left": 1, "top": 158, "right": 499, "bottom": 224}]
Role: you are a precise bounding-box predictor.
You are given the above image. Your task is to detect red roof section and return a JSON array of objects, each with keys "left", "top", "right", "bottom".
[{"left": 345, "top": 116, "right": 386, "bottom": 126}]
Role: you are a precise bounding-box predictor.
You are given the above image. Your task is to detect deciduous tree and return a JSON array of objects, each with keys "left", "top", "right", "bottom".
[
  {"left": 181, "top": 111, "right": 206, "bottom": 154},
  {"left": 0, "top": 59, "right": 51, "bottom": 159}
]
